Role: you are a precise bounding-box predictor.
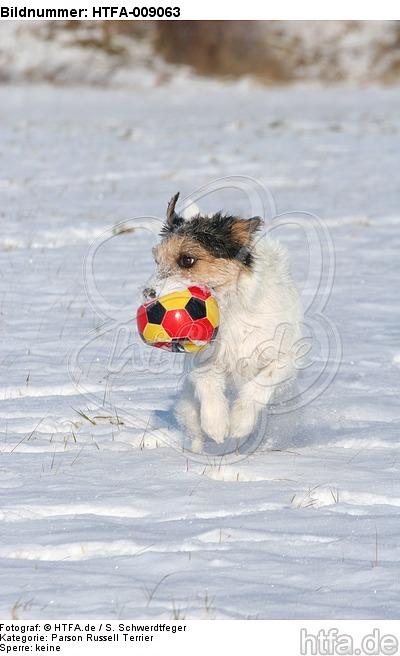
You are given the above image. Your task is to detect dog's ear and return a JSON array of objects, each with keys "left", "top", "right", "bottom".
[
  {"left": 165, "top": 192, "right": 185, "bottom": 229},
  {"left": 166, "top": 192, "right": 180, "bottom": 221},
  {"left": 232, "top": 216, "right": 262, "bottom": 244},
  {"left": 160, "top": 192, "right": 185, "bottom": 236}
]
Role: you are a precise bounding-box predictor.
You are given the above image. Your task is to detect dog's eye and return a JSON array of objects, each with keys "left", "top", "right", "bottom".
[{"left": 178, "top": 254, "right": 197, "bottom": 269}]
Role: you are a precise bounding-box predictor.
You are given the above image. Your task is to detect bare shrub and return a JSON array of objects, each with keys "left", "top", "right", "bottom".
[
  {"left": 154, "top": 21, "right": 291, "bottom": 83},
  {"left": 154, "top": 20, "right": 400, "bottom": 85}
]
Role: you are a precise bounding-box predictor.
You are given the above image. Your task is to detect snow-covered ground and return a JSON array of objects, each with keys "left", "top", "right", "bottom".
[{"left": 0, "top": 79, "right": 400, "bottom": 620}]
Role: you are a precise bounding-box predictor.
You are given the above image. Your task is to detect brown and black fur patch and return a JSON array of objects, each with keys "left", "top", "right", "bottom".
[
  {"left": 160, "top": 192, "right": 262, "bottom": 269},
  {"left": 153, "top": 234, "right": 248, "bottom": 291}
]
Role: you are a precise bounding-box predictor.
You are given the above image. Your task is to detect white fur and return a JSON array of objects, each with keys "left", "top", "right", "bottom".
[{"left": 145, "top": 235, "right": 302, "bottom": 453}]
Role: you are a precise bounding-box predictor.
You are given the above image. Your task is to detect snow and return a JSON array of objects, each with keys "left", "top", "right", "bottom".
[
  {"left": 0, "top": 21, "right": 187, "bottom": 87},
  {"left": 0, "top": 79, "right": 400, "bottom": 621}
]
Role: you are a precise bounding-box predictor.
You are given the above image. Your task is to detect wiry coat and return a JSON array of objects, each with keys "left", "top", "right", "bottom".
[{"left": 143, "top": 193, "right": 303, "bottom": 452}]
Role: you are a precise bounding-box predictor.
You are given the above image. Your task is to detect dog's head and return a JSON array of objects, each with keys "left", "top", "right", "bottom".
[{"left": 143, "top": 192, "right": 262, "bottom": 301}]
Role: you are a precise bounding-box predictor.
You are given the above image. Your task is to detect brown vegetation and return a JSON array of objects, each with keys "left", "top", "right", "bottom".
[
  {"left": 1, "top": 20, "right": 400, "bottom": 86},
  {"left": 154, "top": 20, "right": 400, "bottom": 85},
  {"left": 154, "top": 21, "right": 291, "bottom": 83}
]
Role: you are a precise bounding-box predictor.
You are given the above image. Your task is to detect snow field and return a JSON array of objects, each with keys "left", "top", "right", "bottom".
[{"left": 0, "top": 82, "right": 399, "bottom": 619}]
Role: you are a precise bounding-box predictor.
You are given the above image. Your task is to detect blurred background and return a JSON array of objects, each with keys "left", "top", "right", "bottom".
[{"left": 1, "top": 20, "right": 400, "bottom": 86}]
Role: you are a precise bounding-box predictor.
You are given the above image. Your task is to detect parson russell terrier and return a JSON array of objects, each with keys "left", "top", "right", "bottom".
[{"left": 142, "top": 192, "right": 303, "bottom": 453}]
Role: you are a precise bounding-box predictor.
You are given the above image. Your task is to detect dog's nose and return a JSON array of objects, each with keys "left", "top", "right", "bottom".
[{"left": 143, "top": 287, "right": 157, "bottom": 300}]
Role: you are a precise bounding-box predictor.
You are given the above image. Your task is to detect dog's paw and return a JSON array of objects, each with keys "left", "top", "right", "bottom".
[
  {"left": 200, "top": 407, "right": 230, "bottom": 444},
  {"left": 230, "top": 399, "right": 257, "bottom": 438}
]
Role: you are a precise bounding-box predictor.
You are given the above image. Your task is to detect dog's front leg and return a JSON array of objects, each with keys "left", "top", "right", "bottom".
[
  {"left": 190, "top": 369, "right": 230, "bottom": 444},
  {"left": 230, "top": 362, "right": 291, "bottom": 438},
  {"left": 230, "top": 378, "right": 272, "bottom": 439}
]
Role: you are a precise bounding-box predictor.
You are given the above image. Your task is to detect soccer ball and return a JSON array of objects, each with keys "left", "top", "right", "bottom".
[{"left": 137, "top": 285, "right": 220, "bottom": 353}]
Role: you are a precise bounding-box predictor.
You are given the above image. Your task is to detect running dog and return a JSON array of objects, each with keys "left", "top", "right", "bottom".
[{"left": 143, "top": 192, "right": 303, "bottom": 452}]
